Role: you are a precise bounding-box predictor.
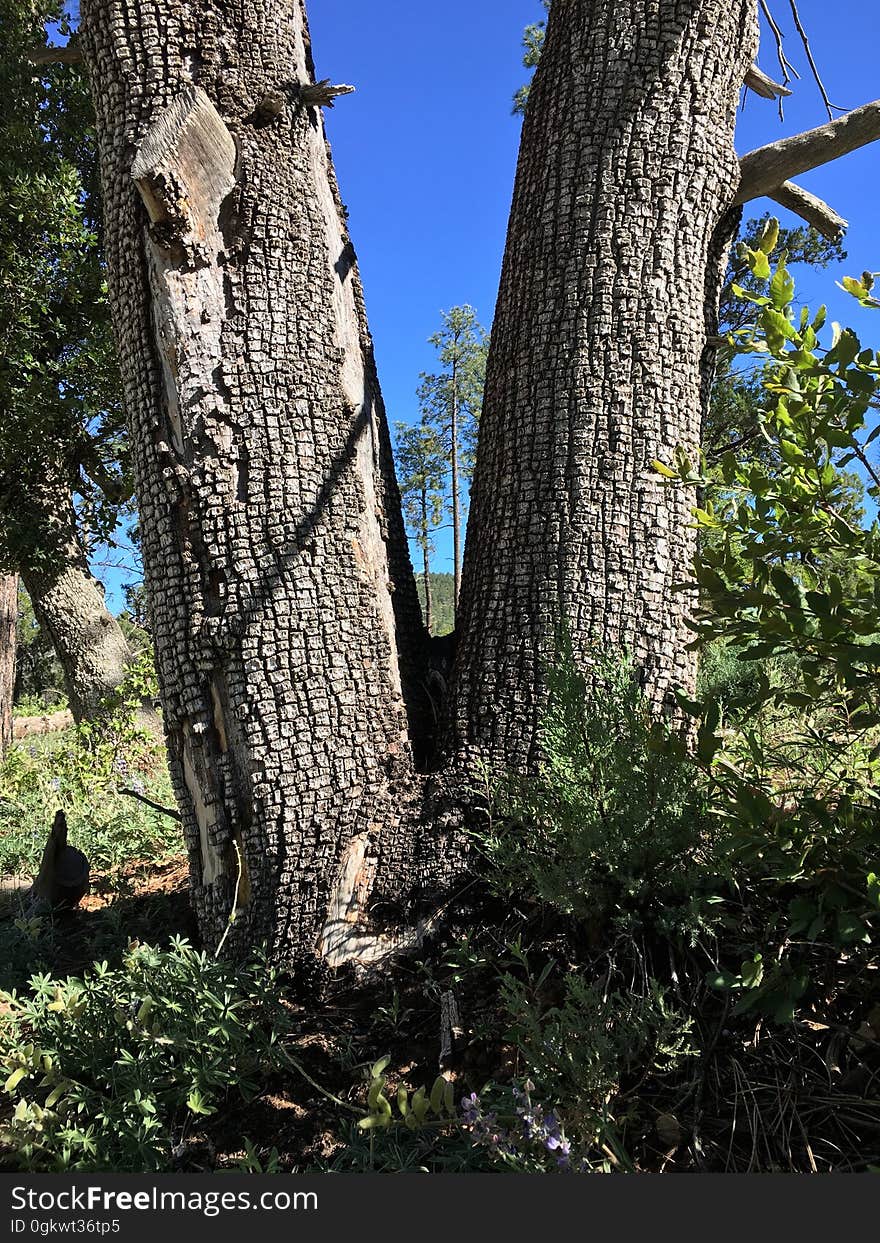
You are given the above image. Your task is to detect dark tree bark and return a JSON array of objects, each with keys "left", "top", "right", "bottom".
[
  {"left": 20, "top": 497, "right": 131, "bottom": 724},
  {"left": 0, "top": 573, "right": 16, "bottom": 753},
  {"left": 449, "top": 0, "right": 758, "bottom": 770},
  {"left": 79, "top": 0, "right": 428, "bottom": 968}
]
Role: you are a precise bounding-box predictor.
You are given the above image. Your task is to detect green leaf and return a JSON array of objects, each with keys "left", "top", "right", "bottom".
[
  {"left": 769, "top": 261, "right": 795, "bottom": 310},
  {"left": 758, "top": 218, "right": 780, "bottom": 255},
  {"left": 4, "top": 1067, "right": 27, "bottom": 1094},
  {"left": 429, "top": 1076, "right": 446, "bottom": 1116}
]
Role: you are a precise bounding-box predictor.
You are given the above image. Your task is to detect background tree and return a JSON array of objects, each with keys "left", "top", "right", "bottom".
[
  {"left": 418, "top": 306, "right": 488, "bottom": 612},
  {"left": 395, "top": 420, "right": 446, "bottom": 635},
  {"left": 512, "top": 0, "right": 548, "bottom": 116},
  {"left": 0, "top": 0, "right": 133, "bottom": 720}
]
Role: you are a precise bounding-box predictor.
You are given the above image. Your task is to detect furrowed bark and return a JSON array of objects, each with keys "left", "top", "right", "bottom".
[
  {"left": 78, "top": 0, "right": 428, "bottom": 969},
  {"left": 20, "top": 499, "right": 132, "bottom": 724},
  {"left": 449, "top": 0, "right": 759, "bottom": 768},
  {"left": 0, "top": 573, "right": 16, "bottom": 754}
]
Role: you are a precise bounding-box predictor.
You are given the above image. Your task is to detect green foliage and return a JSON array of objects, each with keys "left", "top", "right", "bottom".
[
  {"left": 481, "top": 647, "right": 712, "bottom": 938},
  {"left": 656, "top": 229, "right": 880, "bottom": 1016},
  {"left": 500, "top": 966, "right": 694, "bottom": 1125},
  {"left": 414, "top": 571, "right": 455, "bottom": 636},
  {"left": 417, "top": 305, "right": 488, "bottom": 490},
  {"left": 394, "top": 419, "right": 446, "bottom": 624},
  {"left": 512, "top": 1, "right": 549, "bottom": 116},
  {"left": 357, "top": 1055, "right": 456, "bottom": 1132},
  {"left": 0, "top": 1, "right": 129, "bottom": 576},
  {"left": 0, "top": 939, "right": 296, "bottom": 1171},
  {"left": 707, "top": 213, "right": 846, "bottom": 466},
  {"left": 14, "top": 584, "right": 64, "bottom": 709}
]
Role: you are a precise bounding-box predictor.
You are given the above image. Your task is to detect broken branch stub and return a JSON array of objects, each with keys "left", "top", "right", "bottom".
[
  {"left": 744, "top": 63, "right": 793, "bottom": 100},
  {"left": 298, "top": 79, "right": 355, "bottom": 109}
]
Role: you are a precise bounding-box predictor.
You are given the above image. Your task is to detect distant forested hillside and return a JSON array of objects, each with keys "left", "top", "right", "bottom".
[{"left": 415, "top": 572, "right": 454, "bottom": 636}]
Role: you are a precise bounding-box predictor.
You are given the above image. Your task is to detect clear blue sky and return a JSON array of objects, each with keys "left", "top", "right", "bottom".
[{"left": 97, "top": 0, "right": 880, "bottom": 604}]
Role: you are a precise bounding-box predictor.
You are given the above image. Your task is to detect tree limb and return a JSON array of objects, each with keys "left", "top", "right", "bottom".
[
  {"left": 767, "top": 181, "right": 848, "bottom": 240},
  {"left": 744, "top": 64, "right": 792, "bottom": 101},
  {"left": 736, "top": 99, "right": 880, "bottom": 205},
  {"left": 28, "top": 46, "right": 83, "bottom": 66}
]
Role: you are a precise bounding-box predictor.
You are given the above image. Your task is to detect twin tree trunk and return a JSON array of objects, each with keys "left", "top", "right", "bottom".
[
  {"left": 79, "top": 0, "right": 756, "bottom": 970},
  {"left": 451, "top": 0, "right": 757, "bottom": 767}
]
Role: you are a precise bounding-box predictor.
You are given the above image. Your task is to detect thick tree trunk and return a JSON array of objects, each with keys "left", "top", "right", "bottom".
[
  {"left": 450, "top": 0, "right": 758, "bottom": 768},
  {"left": 20, "top": 502, "right": 131, "bottom": 724},
  {"left": 0, "top": 573, "right": 16, "bottom": 753},
  {"left": 79, "top": 0, "right": 427, "bottom": 968}
]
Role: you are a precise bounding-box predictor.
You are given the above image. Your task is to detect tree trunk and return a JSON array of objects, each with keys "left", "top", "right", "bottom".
[
  {"left": 79, "top": 0, "right": 428, "bottom": 969},
  {"left": 450, "top": 0, "right": 758, "bottom": 769},
  {"left": 20, "top": 501, "right": 132, "bottom": 724},
  {"left": 0, "top": 573, "right": 16, "bottom": 754}
]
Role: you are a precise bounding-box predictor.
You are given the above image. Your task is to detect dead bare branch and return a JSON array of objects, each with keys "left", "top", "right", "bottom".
[
  {"left": 28, "top": 45, "right": 83, "bottom": 66},
  {"left": 298, "top": 80, "right": 355, "bottom": 108},
  {"left": 736, "top": 99, "right": 880, "bottom": 206},
  {"left": 767, "top": 181, "right": 848, "bottom": 240},
  {"left": 787, "top": 0, "right": 842, "bottom": 121}
]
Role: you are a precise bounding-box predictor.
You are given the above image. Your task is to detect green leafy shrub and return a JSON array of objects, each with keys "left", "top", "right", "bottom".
[
  {"left": 499, "top": 969, "right": 694, "bottom": 1124},
  {"left": 0, "top": 939, "right": 296, "bottom": 1171},
  {"left": 480, "top": 646, "right": 714, "bottom": 940},
  {"left": 657, "top": 227, "right": 880, "bottom": 1018}
]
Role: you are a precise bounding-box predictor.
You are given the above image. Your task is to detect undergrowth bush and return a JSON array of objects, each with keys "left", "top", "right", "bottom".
[
  {"left": 479, "top": 646, "right": 715, "bottom": 943},
  {"left": 0, "top": 939, "right": 296, "bottom": 1172}
]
